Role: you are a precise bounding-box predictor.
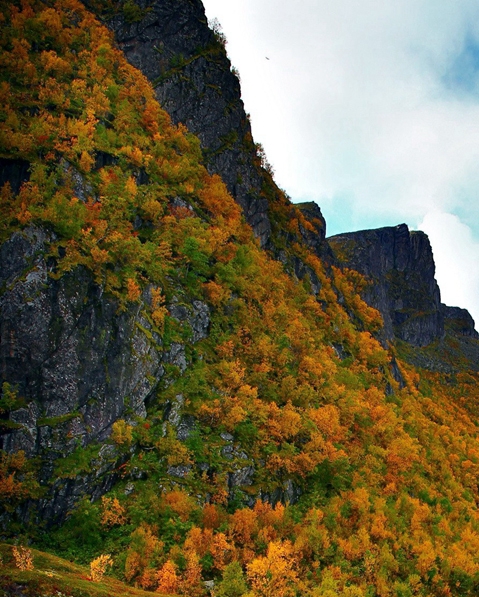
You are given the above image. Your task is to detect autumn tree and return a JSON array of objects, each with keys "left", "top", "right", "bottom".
[
  {"left": 90, "top": 554, "right": 113, "bottom": 582},
  {"left": 246, "top": 541, "right": 299, "bottom": 597},
  {"left": 124, "top": 524, "right": 164, "bottom": 588},
  {"left": 157, "top": 560, "right": 180, "bottom": 594}
]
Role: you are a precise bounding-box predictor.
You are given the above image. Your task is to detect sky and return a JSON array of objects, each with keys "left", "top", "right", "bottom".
[{"left": 202, "top": 0, "right": 479, "bottom": 326}]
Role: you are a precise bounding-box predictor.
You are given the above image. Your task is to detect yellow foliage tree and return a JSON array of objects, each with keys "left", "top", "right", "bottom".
[
  {"left": 12, "top": 545, "right": 34, "bottom": 571},
  {"left": 101, "top": 496, "right": 127, "bottom": 527},
  {"left": 90, "top": 553, "right": 113, "bottom": 582},
  {"left": 157, "top": 560, "right": 180, "bottom": 594},
  {"left": 110, "top": 419, "right": 133, "bottom": 446},
  {"left": 124, "top": 524, "right": 164, "bottom": 585},
  {"left": 246, "top": 540, "right": 299, "bottom": 597}
]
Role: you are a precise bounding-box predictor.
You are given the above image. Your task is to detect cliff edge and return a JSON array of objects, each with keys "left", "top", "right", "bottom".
[{"left": 329, "top": 223, "right": 479, "bottom": 369}]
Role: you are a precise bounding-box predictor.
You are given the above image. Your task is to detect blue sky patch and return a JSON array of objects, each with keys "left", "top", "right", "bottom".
[{"left": 443, "top": 34, "right": 479, "bottom": 96}]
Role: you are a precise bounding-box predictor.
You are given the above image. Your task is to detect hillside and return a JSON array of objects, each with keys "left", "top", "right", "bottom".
[
  {"left": 2, "top": 1, "right": 479, "bottom": 597},
  {"left": 0, "top": 542, "right": 163, "bottom": 597}
]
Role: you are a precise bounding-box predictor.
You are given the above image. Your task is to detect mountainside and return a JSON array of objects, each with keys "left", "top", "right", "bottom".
[
  {"left": 83, "top": 0, "right": 273, "bottom": 246},
  {"left": 1, "top": 1, "right": 479, "bottom": 596}
]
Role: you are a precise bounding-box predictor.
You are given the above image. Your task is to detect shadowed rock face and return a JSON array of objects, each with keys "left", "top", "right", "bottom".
[
  {"left": 0, "top": 227, "right": 157, "bottom": 521},
  {"left": 86, "top": 0, "right": 271, "bottom": 245},
  {"left": 295, "top": 202, "right": 327, "bottom": 251},
  {"left": 0, "top": 228, "right": 162, "bottom": 458},
  {"left": 0, "top": 227, "right": 210, "bottom": 523},
  {"left": 328, "top": 223, "right": 445, "bottom": 346},
  {"left": 0, "top": 158, "right": 30, "bottom": 195},
  {"left": 443, "top": 305, "right": 479, "bottom": 339}
]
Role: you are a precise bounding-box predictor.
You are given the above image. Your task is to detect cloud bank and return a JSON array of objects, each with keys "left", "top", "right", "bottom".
[{"left": 202, "top": 0, "right": 479, "bottom": 325}]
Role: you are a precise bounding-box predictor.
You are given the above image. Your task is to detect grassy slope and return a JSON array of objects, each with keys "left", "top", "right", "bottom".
[{"left": 0, "top": 543, "right": 167, "bottom": 597}]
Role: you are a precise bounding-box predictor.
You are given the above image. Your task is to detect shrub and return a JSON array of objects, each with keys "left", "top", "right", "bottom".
[
  {"left": 90, "top": 553, "right": 113, "bottom": 582},
  {"left": 12, "top": 545, "right": 34, "bottom": 571}
]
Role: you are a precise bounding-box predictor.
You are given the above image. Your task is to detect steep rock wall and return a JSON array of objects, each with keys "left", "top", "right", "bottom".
[
  {"left": 328, "top": 223, "right": 444, "bottom": 346},
  {"left": 0, "top": 226, "right": 210, "bottom": 522},
  {"left": 1, "top": 227, "right": 161, "bottom": 457}
]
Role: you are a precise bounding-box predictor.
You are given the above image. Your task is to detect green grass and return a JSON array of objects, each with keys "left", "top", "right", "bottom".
[{"left": 0, "top": 544, "right": 172, "bottom": 597}]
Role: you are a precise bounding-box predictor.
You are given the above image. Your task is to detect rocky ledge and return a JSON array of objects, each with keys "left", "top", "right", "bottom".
[{"left": 0, "top": 226, "right": 209, "bottom": 523}]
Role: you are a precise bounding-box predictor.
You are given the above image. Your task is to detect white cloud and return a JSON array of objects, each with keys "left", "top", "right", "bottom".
[
  {"left": 202, "top": 0, "right": 479, "bottom": 323},
  {"left": 418, "top": 212, "right": 479, "bottom": 326}
]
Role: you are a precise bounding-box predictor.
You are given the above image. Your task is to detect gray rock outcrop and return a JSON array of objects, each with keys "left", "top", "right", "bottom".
[
  {"left": 0, "top": 226, "right": 210, "bottom": 522},
  {"left": 328, "top": 223, "right": 444, "bottom": 346},
  {"left": 442, "top": 305, "right": 479, "bottom": 338},
  {"left": 1, "top": 227, "right": 162, "bottom": 457}
]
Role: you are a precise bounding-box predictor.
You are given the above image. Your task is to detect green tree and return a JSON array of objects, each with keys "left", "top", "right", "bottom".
[{"left": 216, "top": 561, "right": 248, "bottom": 597}]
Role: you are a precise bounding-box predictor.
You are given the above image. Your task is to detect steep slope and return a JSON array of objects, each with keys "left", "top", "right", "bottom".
[
  {"left": 2, "top": 2, "right": 479, "bottom": 597},
  {"left": 82, "top": 0, "right": 334, "bottom": 265},
  {"left": 0, "top": 0, "right": 349, "bottom": 525},
  {"left": 0, "top": 0, "right": 231, "bottom": 523},
  {"left": 91, "top": 0, "right": 474, "bottom": 354},
  {"left": 81, "top": 0, "right": 272, "bottom": 245}
]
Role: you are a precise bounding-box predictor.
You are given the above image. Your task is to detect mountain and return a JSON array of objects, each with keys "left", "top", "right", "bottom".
[{"left": 1, "top": 1, "right": 479, "bottom": 596}]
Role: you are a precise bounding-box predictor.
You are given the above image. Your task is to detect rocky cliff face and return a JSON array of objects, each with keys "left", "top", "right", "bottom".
[
  {"left": 328, "top": 223, "right": 479, "bottom": 352},
  {"left": 1, "top": 227, "right": 158, "bottom": 458},
  {"left": 0, "top": 225, "right": 210, "bottom": 523},
  {"left": 443, "top": 305, "right": 479, "bottom": 339},
  {"left": 84, "top": 0, "right": 272, "bottom": 246},
  {"left": 295, "top": 202, "right": 328, "bottom": 255},
  {"left": 328, "top": 223, "right": 445, "bottom": 346}
]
